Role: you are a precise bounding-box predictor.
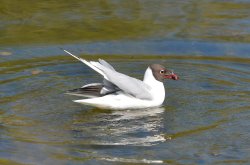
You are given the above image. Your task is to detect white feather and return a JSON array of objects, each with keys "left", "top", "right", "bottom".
[{"left": 63, "top": 50, "right": 108, "bottom": 80}]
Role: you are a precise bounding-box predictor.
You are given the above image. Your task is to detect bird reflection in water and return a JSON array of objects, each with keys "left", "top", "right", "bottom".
[{"left": 71, "top": 107, "right": 166, "bottom": 146}]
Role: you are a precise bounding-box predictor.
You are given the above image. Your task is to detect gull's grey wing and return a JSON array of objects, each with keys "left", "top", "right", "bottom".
[
  {"left": 98, "top": 59, "right": 115, "bottom": 71},
  {"left": 97, "top": 59, "right": 119, "bottom": 94},
  {"left": 91, "top": 62, "right": 153, "bottom": 100},
  {"left": 64, "top": 50, "right": 151, "bottom": 99},
  {"left": 100, "top": 79, "right": 119, "bottom": 95},
  {"left": 98, "top": 59, "right": 118, "bottom": 94}
]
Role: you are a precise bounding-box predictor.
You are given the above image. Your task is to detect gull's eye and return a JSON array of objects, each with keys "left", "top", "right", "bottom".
[{"left": 160, "top": 70, "right": 165, "bottom": 74}]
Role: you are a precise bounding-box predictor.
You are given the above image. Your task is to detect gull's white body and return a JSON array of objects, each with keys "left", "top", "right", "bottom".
[
  {"left": 75, "top": 67, "right": 165, "bottom": 109},
  {"left": 64, "top": 50, "right": 168, "bottom": 110}
]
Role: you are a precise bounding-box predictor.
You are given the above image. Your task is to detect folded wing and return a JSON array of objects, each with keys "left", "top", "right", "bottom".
[{"left": 64, "top": 50, "right": 152, "bottom": 100}]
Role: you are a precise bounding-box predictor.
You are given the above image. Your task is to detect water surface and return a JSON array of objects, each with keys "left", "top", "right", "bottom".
[{"left": 1, "top": 1, "right": 250, "bottom": 165}]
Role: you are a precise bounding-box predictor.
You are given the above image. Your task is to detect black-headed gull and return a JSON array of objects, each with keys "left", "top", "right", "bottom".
[{"left": 64, "top": 50, "right": 178, "bottom": 109}]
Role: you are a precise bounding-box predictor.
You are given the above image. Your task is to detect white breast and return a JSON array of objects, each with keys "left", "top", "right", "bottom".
[{"left": 143, "top": 67, "right": 165, "bottom": 105}]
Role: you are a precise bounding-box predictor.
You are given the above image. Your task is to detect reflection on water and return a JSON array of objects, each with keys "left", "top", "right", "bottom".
[{"left": 71, "top": 107, "right": 165, "bottom": 146}]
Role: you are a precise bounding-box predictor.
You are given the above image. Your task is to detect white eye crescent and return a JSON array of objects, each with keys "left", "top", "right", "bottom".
[{"left": 160, "top": 70, "right": 165, "bottom": 74}]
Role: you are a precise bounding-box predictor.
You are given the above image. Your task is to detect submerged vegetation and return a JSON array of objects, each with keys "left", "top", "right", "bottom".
[{"left": 0, "top": 1, "right": 250, "bottom": 46}]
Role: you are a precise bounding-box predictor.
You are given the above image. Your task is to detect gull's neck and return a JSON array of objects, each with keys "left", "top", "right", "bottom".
[
  {"left": 143, "top": 67, "right": 165, "bottom": 104},
  {"left": 143, "top": 67, "right": 161, "bottom": 85}
]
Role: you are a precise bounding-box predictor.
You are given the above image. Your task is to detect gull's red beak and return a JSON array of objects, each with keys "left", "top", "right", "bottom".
[{"left": 164, "top": 72, "right": 179, "bottom": 80}]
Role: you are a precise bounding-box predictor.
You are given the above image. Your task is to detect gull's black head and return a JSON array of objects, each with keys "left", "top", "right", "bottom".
[{"left": 150, "top": 64, "right": 179, "bottom": 82}]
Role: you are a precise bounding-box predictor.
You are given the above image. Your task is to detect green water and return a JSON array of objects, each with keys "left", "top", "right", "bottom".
[
  {"left": 1, "top": 0, "right": 250, "bottom": 45},
  {"left": 1, "top": 1, "right": 250, "bottom": 165}
]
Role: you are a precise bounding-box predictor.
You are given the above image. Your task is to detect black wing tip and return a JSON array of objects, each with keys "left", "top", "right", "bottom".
[{"left": 65, "top": 86, "right": 103, "bottom": 98}]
